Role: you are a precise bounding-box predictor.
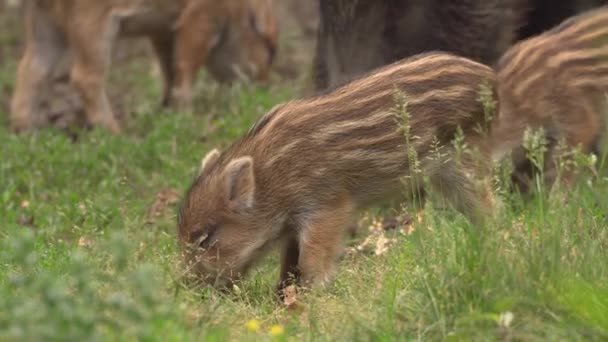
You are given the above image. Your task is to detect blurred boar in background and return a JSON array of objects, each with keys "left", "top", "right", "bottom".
[
  {"left": 313, "top": 0, "right": 522, "bottom": 90},
  {"left": 10, "top": 0, "right": 278, "bottom": 134},
  {"left": 517, "top": 0, "right": 607, "bottom": 39},
  {"left": 313, "top": 0, "right": 608, "bottom": 91},
  {"left": 491, "top": 6, "right": 608, "bottom": 194}
]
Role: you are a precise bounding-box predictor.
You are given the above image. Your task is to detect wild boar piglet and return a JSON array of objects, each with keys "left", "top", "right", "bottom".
[
  {"left": 491, "top": 6, "right": 608, "bottom": 193},
  {"left": 178, "top": 52, "right": 497, "bottom": 292}
]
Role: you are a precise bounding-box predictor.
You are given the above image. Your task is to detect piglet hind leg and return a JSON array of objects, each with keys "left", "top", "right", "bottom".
[
  {"left": 10, "top": 3, "right": 66, "bottom": 133},
  {"left": 551, "top": 97, "right": 602, "bottom": 192},
  {"left": 297, "top": 197, "right": 355, "bottom": 289},
  {"left": 275, "top": 234, "right": 301, "bottom": 301},
  {"left": 168, "top": 17, "right": 216, "bottom": 109},
  {"left": 427, "top": 154, "right": 495, "bottom": 229},
  {"left": 149, "top": 32, "right": 175, "bottom": 108},
  {"left": 67, "top": 12, "right": 121, "bottom": 134}
]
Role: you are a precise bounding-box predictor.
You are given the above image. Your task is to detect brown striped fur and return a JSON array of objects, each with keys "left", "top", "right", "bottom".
[
  {"left": 10, "top": 0, "right": 278, "bottom": 134},
  {"left": 178, "top": 52, "right": 497, "bottom": 292},
  {"left": 492, "top": 6, "right": 608, "bottom": 193}
]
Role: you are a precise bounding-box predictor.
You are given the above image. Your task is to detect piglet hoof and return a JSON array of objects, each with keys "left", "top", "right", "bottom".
[
  {"left": 10, "top": 116, "right": 38, "bottom": 135},
  {"left": 92, "top": 116, "right": 122, "bottom": 135},
  {"left": 10, "top": 122, "right": 32, "bottom": 135},
  {"left": 168, "top": 88, "right": 194, "bottom": 111}
]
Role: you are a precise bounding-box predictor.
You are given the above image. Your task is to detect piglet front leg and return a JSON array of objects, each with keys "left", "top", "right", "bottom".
[{"left": 297, "top": 197, "right": 354, "bottom": 289}]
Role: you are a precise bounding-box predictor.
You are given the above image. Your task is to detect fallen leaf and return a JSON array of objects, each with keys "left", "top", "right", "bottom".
[
  {"left": 16, "top": 215, "right": 37, "bottom": 229},
  {"left": 383, "top": 213, "right": 416, "bottom": 232},
  {"left": 283, "top": 285, "right": 297, "bottom": 306},
  {"left": 499, "top": 311, "right": 514, "bottom": 328},
  {"left": 282, "top": 285, "right": 304, "bottom": 313},
  {"left": 382, "top": 216, "right": 399, "bottom": 231},
  {"left": 147, "top": 188, "right": 180, "bottom": 220},
  {"left": 78, "top": 236, "right": 92, "bottom": 248},
  {"left": 374, "top": 232, "right": 396, "bottom": 256}
]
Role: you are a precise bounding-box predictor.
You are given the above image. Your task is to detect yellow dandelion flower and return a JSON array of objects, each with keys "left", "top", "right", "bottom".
[
  {"left": 269, "top": 325, "right": 284, "bottom": 336},
  {"left": 245, "top": 319, "right": 261, "bottom": 332}
]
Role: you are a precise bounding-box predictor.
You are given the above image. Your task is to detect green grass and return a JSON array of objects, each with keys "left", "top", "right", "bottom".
[{"left": 1, "top": 48, "right": 608, "bottom": 342}]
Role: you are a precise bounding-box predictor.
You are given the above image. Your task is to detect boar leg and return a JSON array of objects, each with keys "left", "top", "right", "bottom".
[
  {"left": 170, "top": 20, "right": 216, "bottom": 108},
  {"left": 150, "top": 32, "right": 175, "bottom": 107},
  {"left": 67, "top": 13, "right": 121, "bottom": 134},
  {"left": 297, "top": 197, "right": 354, "bottom": 288},
  {"left": 10, "top": 3, "right": 66, "bottom": 133},
  {"left": 551, "top": 97, "right": 602, "bottom": 189},
  {"left": 428, "top": 155, "right": 494, "bottom": 227},
  {"left": 276, "top": 234, "right": 301, "bottom": 299}
]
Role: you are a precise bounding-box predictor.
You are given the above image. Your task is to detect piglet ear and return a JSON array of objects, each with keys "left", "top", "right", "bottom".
[
  {"left": 200, "top": 149, "right": 221, "bottom": 176},
  {"left": 222, "top": 157, "right": 255, "bottom": 211}
]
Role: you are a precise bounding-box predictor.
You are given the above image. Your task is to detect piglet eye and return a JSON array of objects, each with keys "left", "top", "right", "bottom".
[
  {"left": 194, "top": 224, "right": 218, "bottom": 249},
  {"left": 193, "top": 232, "right": 208, "bottom": 248}
]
